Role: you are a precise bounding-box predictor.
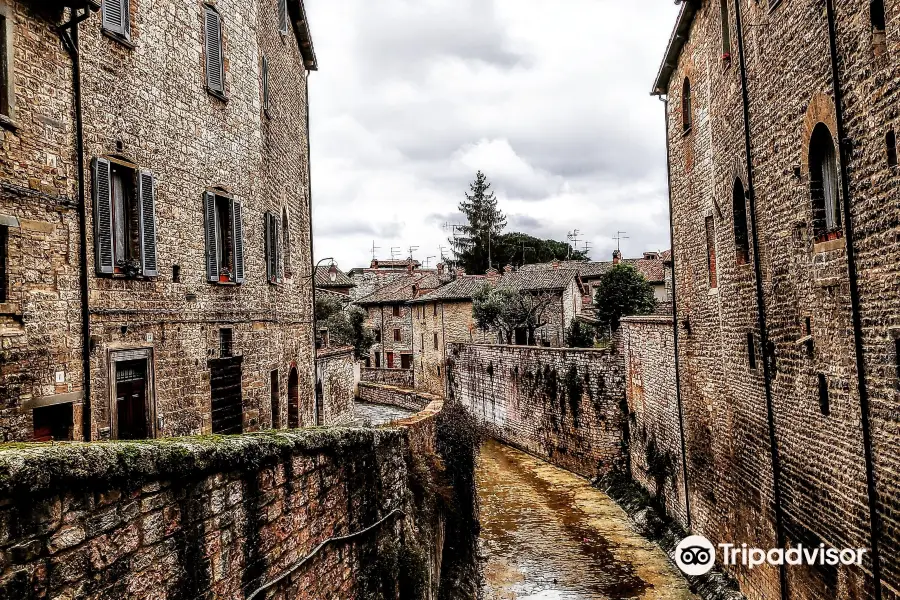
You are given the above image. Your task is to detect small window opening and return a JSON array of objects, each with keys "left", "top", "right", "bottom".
[
  {"left": 270, "top": 370, "right": 280, "bottom": 429},
  {"left": 720, "top": 0, "right": 732, "bottom": 60},
  {"left": 705, "top": 216, "right": 718, "bottom": 289},
  {"left": 682, "top": 78, "right": 693, "bottom": 133},
  {"left": 33, "top": 403, "right": 74, "bottom": 442},
  {"left": 809, "top": 123, "right": 842, "bottom": 241},
  {"left": 281, "top": 209, "right": 291, "bottom": 277},
  {"left": 817, "top": 373, "right": 830, "bottom": 416},
  {"left": 373, "top": 329, "right": 381, "bottom": 343},
  {"left": 433, "top": 332, "right": 439, "bottom": 350},
  {"left": 747, "top": 332, "right": 757, "bottom": 369},
  {"left": 887, "top": 130, "right": 897, "bottom": 167},
  {"left": 392, "top": 305, "right": 401, "bottom": 317},
  {"left": 400, "top": 353, "right": 412, "bottom": 369},
  {"left": 172, "top": 264, "right": 181, "bottom": 283},
  {"left": 733, "top": 179, "right": 749, "bottom": 265},
  {"left": 393, "top": 328, "right": 401, "bottom": 342},
  {"left": 871, "top": 0, "right": 886, "bottom": 31},
  {"left": 0, "top": 12, "right": 11, "bottom": 118},
  {"left": 437, "top": 365, "right": 441, "bottom": 377},
  {"left": 805, "top": 317, "right": 812, "bottom": 335},
  {"left": 220, "top": 327, "right": 233, "bottom": 357},
  {"left": 433, "top": 303, "right": 438, "bottom": 317},
  {"left": 0, "top": 225, "right": 7, "bottom": 304}
]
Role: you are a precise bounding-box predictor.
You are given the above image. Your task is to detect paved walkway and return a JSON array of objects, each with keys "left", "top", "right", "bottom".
[
  {"left": 349, "top": 401, "right": 416, "bottom": 427},
  {"left": 479, "top": 439, "right": 698, "bottom": 600}
]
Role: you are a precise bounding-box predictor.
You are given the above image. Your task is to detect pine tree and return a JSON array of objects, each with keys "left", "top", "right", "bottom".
[{"left": 450, "top": 171, "right": 507, "bottom": 273}]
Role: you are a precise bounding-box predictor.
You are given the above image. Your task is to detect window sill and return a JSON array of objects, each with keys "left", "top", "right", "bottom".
[
  {"left": 682, "top": 127, "right": 693, "bottom": 138},
  {"left": 813, "top": 236, "right": 846, "bottom": 253},
  {"left": 0, "top": 114, "right": 19, "bottom": 132},
  {"left": 0, "top": 302, "right": 22, "bottom": 316},
  {"left": 207, "top": 88, "right": 228, "bottom": 103},
  {"left": 101, "top": 29, "right": 136, "bottom": 50}
]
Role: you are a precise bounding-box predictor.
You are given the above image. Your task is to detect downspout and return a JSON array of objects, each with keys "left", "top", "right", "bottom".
[
  {"left": 659, "top": 95, "right": 692, "bottom": 530},
  {"left": 734, "top": 3, "right": 788, "bottom": 598},
  {"left": 824, "top": 2, "right": 883, "bottom": 596},
  {"left": 59, "top": 7, "right": 95, "bottom": 442},
  {"left": 305, "top": 69, "right": 317, "bottom": 426}
]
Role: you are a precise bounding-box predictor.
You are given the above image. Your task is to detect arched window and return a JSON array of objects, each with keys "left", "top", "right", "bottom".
[
  {"left": 733, "top": 179, "right": 750, "bottom": 265},
  {"left": 808, "top": 123, "right": 842, "bottom": 240},
  {"left": 682, "top": 78, "right": 692, "bottom": 132},
  {"left": 887, "top": 129, "right": 897, "bottom": 167},
  {"left": 720, "top": 0, "right": 732, "bottom": 58}
]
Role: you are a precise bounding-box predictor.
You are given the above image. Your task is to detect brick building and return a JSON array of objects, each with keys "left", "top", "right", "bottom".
[
  {"left": 656, "top": 1, "right": 898, "bottom": 598},
  {"left": 0, "top": 0, "right": 320, "bottom": 441}
]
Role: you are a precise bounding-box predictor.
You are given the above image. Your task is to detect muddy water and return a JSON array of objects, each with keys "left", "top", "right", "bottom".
[{"left": 477, "top": 440, "right": 698, "bottom": 600}]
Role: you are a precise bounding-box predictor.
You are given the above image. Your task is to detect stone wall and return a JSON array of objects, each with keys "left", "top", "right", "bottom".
[
  {"left": 315, "top": 347, "right": 356, "bottom": 426},
  {"left": 0, "top": 400, "right": 474, "bottom": 599},
  {"left": 659, "top": 1, "right": 897, "bottom": 598},
  {"left": 447, "top": 343, "right": 626, "bottom": 480},
  {"left": 620, "top": 315, "right": 687, "bottom": 525},
  {"left": 360, "top": 367, "right": 414, "bottom": 388},
  {"left": 358, "top": 382, "right": 438, "bottom": 414}
]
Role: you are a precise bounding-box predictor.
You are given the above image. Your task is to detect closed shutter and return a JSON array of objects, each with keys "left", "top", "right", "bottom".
[
  {"left": 93, "top": 158, "right": 115, "bottom": 274},
  {"left": 262, "top": 56, "right": 269, "bottom": 113},
  {"left": 278, "top": 0, "right": 289, "bottom": 34},
  {"left": 265, "top": 211, "right": 276, "bottom": 283},
  {"left": 137, "top": 170, "right": 158, "bottom": 277},
  {"left": 205, "top": 6, "right": 224, "bottom": 95},
  {"left": 102, "top": 0, "right": 130, "bottom": 39},
  {"left": 274, "top": 218, "right": 282, "bottom": 282},
  {"left": 232, "top": 199, "right": 245, "bottom": 283},
  {"left": 203, "top": 191, "right": 218, "bottom": 282}
]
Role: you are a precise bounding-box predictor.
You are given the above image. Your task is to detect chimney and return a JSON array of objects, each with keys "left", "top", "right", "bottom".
[
  {"left": 456, "top": 267, "right": 466, "bottom": 277},
  {"left": 612, "top": 250, "right": 621, "bottom": 265},
  {"left": 643, "top": 252, "right": 659, "bottom": 260},
  {"left": 407, "top": 262, "right": 415, "bottom": 275},
  {"left": 503, "top": 264, "right": 513, "bottom": 273},
  {"left": 370, "top": 258, "right": 378, "bottom": 269},
  {"left": 552, "top": 260, "right": 560, "bottom": 270},
  {"left": 437, "top": 262, "right": 445, "bottom": 276},
  {"left": 486, "top": 268, "right": 499, "bottom": 281}
]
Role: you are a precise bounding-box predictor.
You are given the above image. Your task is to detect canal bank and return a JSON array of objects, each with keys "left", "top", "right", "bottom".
[{"left": 478, "top": 439, "right": 699, "bottom": 600}]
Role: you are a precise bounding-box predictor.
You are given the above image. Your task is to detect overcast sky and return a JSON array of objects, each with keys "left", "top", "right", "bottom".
[{"left": 306, "top": 0, "right": 681, "bottom": 271}]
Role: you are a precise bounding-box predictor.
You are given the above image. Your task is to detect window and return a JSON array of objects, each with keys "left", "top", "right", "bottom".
[
  {"left": 373, "top": 329, "right": 381, "bottom": 343},
  {"left": 0, "top": 225, "right": 6, "bottom": 303},
  {"left": 421, "top": 332, "right": 425, "bottom": 352},
  {"left": 887, "top": 130, "right": 897, "bottom": 167},
  {"left": 400, "top": 354, "right": 412, "bottom": 369},
  {"left": 433, "top": 332, "right": 439, "bottom": 350},
  {"left": 101, "top": 0, "right": 131, "bottom": 42},
  {"left": 220, "top": 327, "right": 233, "bottom": 357},
  {"left": 278, "top": 0, "right": 289, "bottom": 34},
  {"left": 817, "top": 373, "right": 830, "bottom": 416},
  {"left": 270, "top": 370, "right": 280, "bottom": 429},
  {"left": 393, "top": 305, "right": 401, "bottom": 317},
  {"left": 808, "top": 123, "right": 842, "bottom": 241},
  {"left": 33, "top": 403, "right": 73, "bottom": 442},
  {"left": 871, "top": 0, "right": 886, "bottom": 31},
  {"left": 747, "top": 332, "right": 757, "bottom": 369},
  {"left": 203, "top": 191, "right": 244, "bottom": 283},
  {"left": 0, "top": 3, "right": 15, "bottom": 119},
  {"left": 204, "top": 5, "right": 225, "bottom": 98},
  {"left": 93, "top": 158, "right": 158, "bottom": 277},
  {"left": 720, "top": 0, "right": 732, "bottom": 59},
  {"left": 433, "top": 303, "right": 438, "bottom": 317},
  {"left": 682, "top": 78, "right": 692, "bottom": 133},
  {"left": 265, "top": 211, "right": 281, "bottom": 284},
  {"left": 262, "top": 56, "right": 270, "bottom": 116},
  {"left": 437, "top": 365, "right": 441, "bottom": 377},
  {"left": 172, "top": 264, "right": 181, "bottom": 283},
  {"left": 733, "top": 179, "right": 750, "bottom": 265},
  {"left": 374, "top": 352, "right": 381, "bottom": 368},
  {"left": 705, "top": 216, "right": 718, "bottom": 289},
  {"left": 281, "top": 209, "right": 291, "bottom": 277},
  {"left": 394, "top": 328, "right": 401, "bottom": 342}
]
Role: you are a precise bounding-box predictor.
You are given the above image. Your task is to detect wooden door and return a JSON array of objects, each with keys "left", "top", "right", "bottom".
[
  {"left": 210, "top": 356, "right": 243, "bottom": 435},
  {"left": 288, "top": 366, "right": 300, "bottom": 428},
  {"left": 116, "top": 359, "right": 149, "bottom": 440}
]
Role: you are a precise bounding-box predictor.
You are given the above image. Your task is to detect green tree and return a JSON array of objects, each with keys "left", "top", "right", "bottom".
[
  {"left": 315, "top": 294, "right": 374, "bottom": 359},
  {"left": 565, "top": 319, "right": 595, "bottom": 348},
  {"left": 594, "top": 264, "right": 656, "bottom": 332},
  {"left": 491, "top": 232, "right": 589, "bottom": 267},
  {"left": 472, "top": 284, "right": 554, "bottom": 345},
  {"left": 450, "top": 171, "right": 507, "bottom": 273}
]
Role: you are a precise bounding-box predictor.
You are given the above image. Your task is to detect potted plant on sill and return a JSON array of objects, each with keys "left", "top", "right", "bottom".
[{"left": 219, "top": 268, "right": 233, "bottom": 283}]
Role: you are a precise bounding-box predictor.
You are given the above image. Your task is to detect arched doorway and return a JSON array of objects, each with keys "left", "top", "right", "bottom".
[{"left": 288, "top": 366, "right": 299, "bottom": 428}]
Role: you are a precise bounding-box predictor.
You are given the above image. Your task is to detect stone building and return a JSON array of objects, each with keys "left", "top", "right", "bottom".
[
  {"left": 655, "top": 1, "right": 898, "bottom": 598},
  {"left": 409, "top": 276, "right": 490, "bottom": 396},
  {"left": 496, "top": 267, "right": 585, "bottom": 347},
  {"left": 0, "top": 0, "right": 320, "bottom": 441},
  {"left": 314, "top": 262, "right": 354, "bottom": 296},
  {"left": 347, "top": 258, "right": 428, "bottom": 301},
  {"left": 356, "top": 271, "right": 441, "bottom": 370}
]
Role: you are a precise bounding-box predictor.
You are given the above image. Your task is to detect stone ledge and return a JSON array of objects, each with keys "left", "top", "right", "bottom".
[{"left": 620, "top": 315, "right": 674, "bottom": 325}]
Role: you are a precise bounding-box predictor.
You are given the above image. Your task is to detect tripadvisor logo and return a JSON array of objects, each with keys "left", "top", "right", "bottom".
[{"left": 674, "top": 535, "right": 868, "bottom": 576}]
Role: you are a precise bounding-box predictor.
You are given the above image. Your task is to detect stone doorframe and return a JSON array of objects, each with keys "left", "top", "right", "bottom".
[{"left": 107, "top": 347, "right": 157, "bottom": 440}]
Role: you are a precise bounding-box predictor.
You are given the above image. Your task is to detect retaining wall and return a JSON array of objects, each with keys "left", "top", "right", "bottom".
[{"left": 357, "top": 382, "right": 440, "bottom": 414}]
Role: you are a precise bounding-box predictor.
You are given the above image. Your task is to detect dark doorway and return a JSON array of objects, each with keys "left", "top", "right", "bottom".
[
  {"left": 116, "top": 359, "right": 150, "bottom": 440},
  {"left": 514, "top": 328, "right": 528, "bottom": 346},
  {"left": 33, "top": 403, "right": 73, "bottom": 442},
  {"left": 400, "top": 353, "right": 412, "bottom": 369},
  {"left": 387, "top": 352, "right": 395, "bottom": 368},
  {"left": 315, "top": 378, "right": 324, "bottom": 426},
  {"left": 288, "top": 366, "right": 300, "bottom": 428},
  {"left": 374, "top": 353, "right": 381, "bottom": 368},
  {"left": 270, "top": 370, "right": 280, "bottom": 429},
  {"left": 209, "top": 355, "right": 243, "bottom": 435}
]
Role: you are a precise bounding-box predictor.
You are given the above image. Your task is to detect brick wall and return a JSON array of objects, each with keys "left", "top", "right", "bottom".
[
  {"left": 358, "top": 382, "right": 438, "bottom": 413},
  {"left": 447, "top": 343, "right": 626, "bottom": 479},
  {"left": 620, "top": 315, "right": 688, "bottom": 525},
  {"left": 660, "top": 1, "right": 897, "bottom": 598},
  {"left": 0, "top": 401, "right": 461, "bottom": 599},
  {"left": 315, "top": 347, "right": 356, "bottom": 426}
]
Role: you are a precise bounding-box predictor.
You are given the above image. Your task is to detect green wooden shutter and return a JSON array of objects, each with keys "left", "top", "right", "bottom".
[
  {"left": 232, "top": 199, "right": 245, "bottom": 283},
  {"left": 93, "top": 158, "right": 114, "bottom": 274},
  {"left": 102, "top": 0, "right": 130, "bottom": 39},
  {"left": 205, "top": 6, "right": 224, "bottom": 95},
  {"left": 138, "top": 170, "right": 158, "bottom": 277},
  {"left": 203, "top": 191, "right": 218, "bottom": 282},
  {"left": 265, "top": 211, "right": 275, "bottom": 283}
]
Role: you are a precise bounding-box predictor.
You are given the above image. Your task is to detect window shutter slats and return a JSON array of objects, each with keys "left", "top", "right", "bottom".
[
  {"left": 262, "top": 56, "right": 269, "bottom": 113},
  {"left": 265, "top": 211, "right": 275, "bottom": 283},
  {"left": 205, "top": 7, "right": 224, "bottom": 94},
  {"left": 232, "top": 199, "right": 245, "bottom": 283},
  {"left": 275, "top": 219, "right": 282, "bottom": 283},
  {"left": 203, "top": 191, "right": 218, "bottom": 282},
  {"left": 102, "top": 0, "right": 129, "bottom": 38},
  {"left": 138, "top": 170, "right": 158, "bottom": 277},
  {"left": 278, "top": 0, "right": 289, "bottom": 34},
  {"left": 93, "top": 158, "right": 115, "bottom": 274}
]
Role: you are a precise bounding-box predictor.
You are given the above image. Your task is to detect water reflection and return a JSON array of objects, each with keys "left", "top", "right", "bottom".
[{"left": 478, "top": 440, "right": 698, "bottom": 600}]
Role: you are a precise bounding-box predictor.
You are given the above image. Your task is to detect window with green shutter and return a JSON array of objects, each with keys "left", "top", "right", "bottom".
[
  {"left": 102, "top": 0, "right": 131, "bottom": 42},
  {"left": 204, "top": 191, "right": 244, "bottom": 284},
  {"left": 204, "top": 5, "right": 225, "bottom": 98}
]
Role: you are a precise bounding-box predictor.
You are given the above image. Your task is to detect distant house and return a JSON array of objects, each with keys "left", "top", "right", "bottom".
[
  {"left": 315, "top": 264, "right": 355, "bottom": 296},
  {"left": 348, "top": 259, "right": 433, "bottom": 301},
  {"left": 495, "top": 267, "right": 585, "bottom": 347}
]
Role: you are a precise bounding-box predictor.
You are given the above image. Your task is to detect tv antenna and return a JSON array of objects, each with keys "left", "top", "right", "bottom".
[
  {"left": 583, "top": 240, "right": 592, "bottom": 257},
  {"left": 614, "top": 231, "right": 630, "bottom": 253},
  {"left": 370, "top": 241, "right": 380, "bottom": 261},
  {"left": 567, "top": 229, "right": 582, "bottom": 259},
  {"left": 390, "top": 247, "right": 401, "bottom": 261},
  {"left": 407, "top": 245, "right": 419, "bottom": 261},
  {"left": 443, "top": 222, "right": 465, "bottom": 238},
  {"left": 438, "top": 245, "right": 448, "bottom": 261},
  {"left": 425, "top": 256, "right": 436, "bottom": 268}
]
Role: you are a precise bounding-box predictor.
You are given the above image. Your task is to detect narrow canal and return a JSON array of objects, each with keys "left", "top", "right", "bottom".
[{"left": 478, "top": 439, "right": 698, "bottom": 600}]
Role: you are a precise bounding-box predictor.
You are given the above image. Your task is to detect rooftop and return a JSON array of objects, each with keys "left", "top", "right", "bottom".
[
  {"left": 408, "top": 276, "right": 488, "bottom": 304},
  {"left": 315, "top": 265, "right": 355, "bottom": 289},
  {"left": 652, "top": 1, "right": 698, "bottom": 95},
  {"left": 355, "top": 272, "right": 443, "bottom": 305}
]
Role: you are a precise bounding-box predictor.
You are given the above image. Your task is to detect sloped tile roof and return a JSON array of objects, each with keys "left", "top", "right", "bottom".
[
  {"left": 520, "top": 254, "right": 669, "bottom": 284},
  {"left": 315, "top": 265, "right": 355, "bottom": 288},
  {"left": 355, "top": 273, "right": 442, "bottom": 305},
  {"left": 408, "top": 276, "right": 488, "bottom": 303},
  {"left": 497, "top": 268, "right": 577, "bottom": 292}
]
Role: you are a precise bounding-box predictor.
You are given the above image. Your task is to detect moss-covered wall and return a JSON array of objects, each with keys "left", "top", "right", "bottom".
[{"left": 0, "top": 401, "right": 475, "bottom": 600}]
